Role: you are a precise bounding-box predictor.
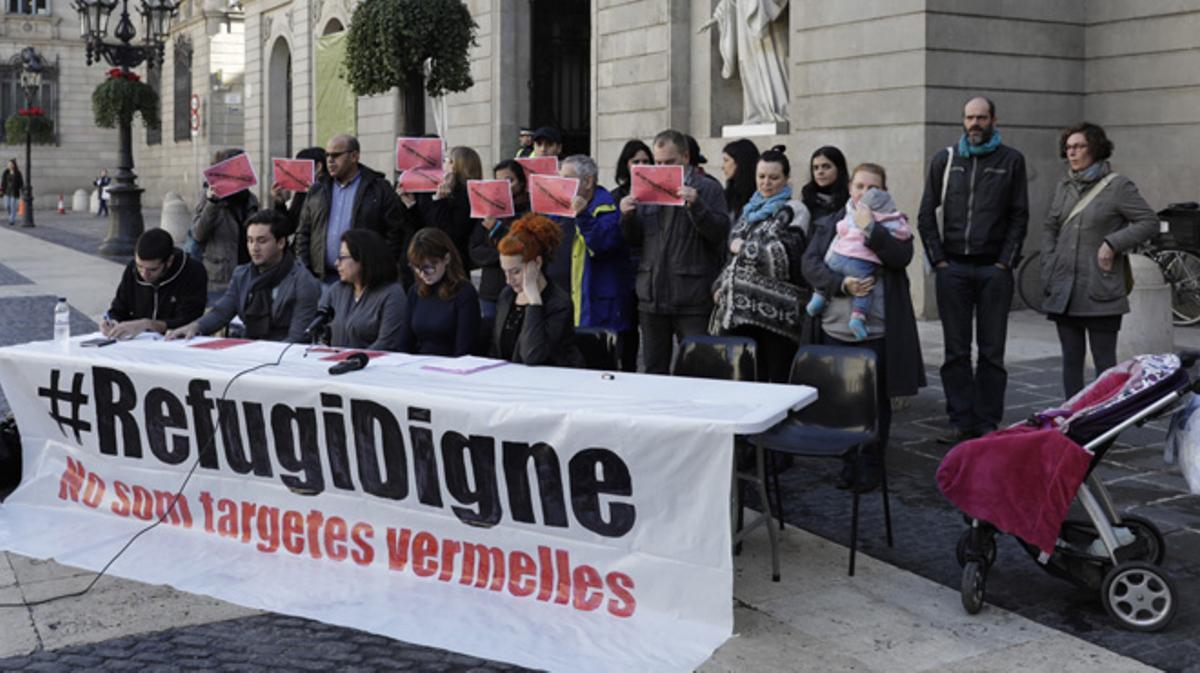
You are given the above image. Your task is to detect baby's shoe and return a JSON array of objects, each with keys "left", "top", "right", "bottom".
[
  {"left": 806, "top": 294, "right": 827, "bottom": 317},
  {"left": 848, "top": 313, "right": 868, "bottom": 340}
]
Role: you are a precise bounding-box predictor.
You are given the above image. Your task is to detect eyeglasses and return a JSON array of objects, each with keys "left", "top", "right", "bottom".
[
  {"left": 1064, "top": 144, "right": 1090, "bottom": 153},
  {"left": 336, "top": 254, "right": 353, "bottom": 263},
  {"left": 410, "top": 263, "right": 439, "bottom": 276},
  {"left": 327, "top": 150, "right": 353, "bottom": 160}
]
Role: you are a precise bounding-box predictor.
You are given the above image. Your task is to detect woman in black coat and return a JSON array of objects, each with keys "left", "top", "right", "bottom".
[
  {"left": 491, "top": 213, "right": 584, "bottom": 367},
  {"left": 802, "top": 162, "right": 925, "bottom": 492}
]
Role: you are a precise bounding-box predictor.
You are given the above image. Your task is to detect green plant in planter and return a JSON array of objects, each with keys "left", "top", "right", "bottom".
[
  {"left": 344, "top": 0, "right": 478, "bottom": 98},
  {"left": 4, "top": 107, "right": 54, "bottom": 145},
  {"left": 92, "top": 68, "right": 160, "bottom": 130}
]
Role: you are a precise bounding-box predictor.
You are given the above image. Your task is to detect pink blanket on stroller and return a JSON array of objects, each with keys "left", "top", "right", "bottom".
[{"left": 936, "top": 424, "right": 1093, "bottom": 557}]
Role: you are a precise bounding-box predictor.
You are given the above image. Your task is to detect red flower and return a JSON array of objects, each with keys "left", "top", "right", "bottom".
[
  {"left": 124, "top": 71, "right": 140, "bottom": 82},
  {"left": 107, "top": 67, "right": 123, "bottom": 78}
]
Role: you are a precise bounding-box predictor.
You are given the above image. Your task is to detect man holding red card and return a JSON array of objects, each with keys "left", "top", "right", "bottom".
[
  {"left": 294, "top": 134, "right": 406, "bottom": 285},
  {"left": 546, "top": 155, "right": 634, "bottom": 334},
  {"left": 619, "top": 129, "right": 730, "bottom": 374}
]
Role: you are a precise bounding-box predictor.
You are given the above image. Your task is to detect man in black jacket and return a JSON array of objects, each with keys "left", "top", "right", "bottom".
[
  {"left": 294, "top": 134, "right": 406, "bottom": 283},
  {"left": 619, "top": 129, "right": 730, "bottom": 374},
  {"left": 917, "top": 96, "right": 1029, "bottom": 443},
  {"left": 102, "top": 228, "right": 208, "bottom": 339}
]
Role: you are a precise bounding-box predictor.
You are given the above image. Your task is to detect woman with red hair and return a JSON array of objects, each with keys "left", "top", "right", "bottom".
[{"left": 493, "top": 214, "right": 584, "bottom": 367}]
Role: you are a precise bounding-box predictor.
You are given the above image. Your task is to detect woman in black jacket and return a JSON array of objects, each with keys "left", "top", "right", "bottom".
[
  {"left": 800, "top": 145, "right": 850, "bottom": 223},
  {"left": 802, "top": 162, "right": 925, "bottom": 492},
  {"left": 425, "top": 146, "right": 481, "bottom": 271},
  {"left": 3, "top": 159, "right": 23, "bottom": 225},
  {"left": 492, "top": 213, "right": 584, "bottom": 367},
  {"left": 469, "top": 159, "right": 530, "bottom": 323}
]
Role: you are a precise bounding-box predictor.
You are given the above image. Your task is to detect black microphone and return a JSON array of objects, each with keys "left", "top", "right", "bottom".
[
  {"left": 303, "top": 305, "right": 335, "bottom": 339},
  {"left": 328, "top": 351, "right": 370, "bottom": 375}
]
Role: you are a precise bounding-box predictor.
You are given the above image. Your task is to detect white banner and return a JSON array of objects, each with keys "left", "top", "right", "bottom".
[{"left": 0, "top": 338, "right": 809, "bottom": 672}]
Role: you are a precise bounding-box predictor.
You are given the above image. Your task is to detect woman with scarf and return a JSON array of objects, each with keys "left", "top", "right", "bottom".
[
  {"left": 800, "top": 145, "right": 850, "bottom": 223},
  {"left": 1040, "top": 122, "right": 1157, "bottom": 397},
  {"left": 709, "top": 145, "right": 811, "bottom": 382}
]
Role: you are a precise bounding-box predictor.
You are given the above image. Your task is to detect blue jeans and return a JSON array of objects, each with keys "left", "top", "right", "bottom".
[
  {"left": 5, "top": 195, "right": 17, "bottom": 223},
  {"left": 825, "top": 253, "right": 880, "bottom": 315}
]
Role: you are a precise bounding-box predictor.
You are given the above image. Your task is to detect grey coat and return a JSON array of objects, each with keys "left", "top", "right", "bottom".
[
  {"left": 195, "top": 258, "right": 321, "bottom": 342},
  {"left": 193, "top": 192, "right": 259, "bottom": 291},
  {"left": 1040, "top": 172, "right": 1158, "bottom": 316},
  {"left": 319, "top": 281, "right": 408, "bottom": 351}
]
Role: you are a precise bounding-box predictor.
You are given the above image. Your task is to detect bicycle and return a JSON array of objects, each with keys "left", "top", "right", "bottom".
[{"left": 1017, "top": 230, "right": 1200, "bottom": 326}]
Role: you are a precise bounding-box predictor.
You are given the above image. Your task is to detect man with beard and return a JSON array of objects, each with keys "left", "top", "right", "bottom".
[
  {"left": 166, "top": 210, "right": 321, "bottom": 342},
  {"left": 917, "top": 96, "right": 1029, "bottom": 444},
  {"left": 102, "top": 228, "right": 208, "bottom": 339}
]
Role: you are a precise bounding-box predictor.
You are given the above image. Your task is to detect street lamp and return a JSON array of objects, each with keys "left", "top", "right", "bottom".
[
  {"left": 73, "top": 0, "right": 178, "bottom": 256},
  {"left": 17, "top": 47, "right": 43, "bottom": 229}
]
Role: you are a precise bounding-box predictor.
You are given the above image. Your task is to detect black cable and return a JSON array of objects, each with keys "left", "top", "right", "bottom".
[{"left": 0, "top": 341, "right": 296, "bottom": 608}]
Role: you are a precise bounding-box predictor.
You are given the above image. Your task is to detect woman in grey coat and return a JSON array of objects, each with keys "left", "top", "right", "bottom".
[
  {"left": 1040, "top": 122, "right": 1158, "bottom": 397},
  {"left": 320, "top": 228, "right": 407, "bottom": 352}
]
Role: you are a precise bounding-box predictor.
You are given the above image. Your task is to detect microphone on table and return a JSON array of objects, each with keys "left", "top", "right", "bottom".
[
  {"left": 328, "top": 351, "right": 370, "bottom": 376},
  {"left": 303, "top": 305, "right": 335, "bottom": 341}
]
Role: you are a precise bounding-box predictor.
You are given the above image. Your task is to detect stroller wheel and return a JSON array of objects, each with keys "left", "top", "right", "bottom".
[
  {"left": 961, "top": 561, "right": 987, "bottom": 615},
  {"left": 1121, "top": 515, "right": 1167, "bottom": 565},
  {"left": 955, "top": 529, "right": 997, "bottom": 568},
  {"left": 1101, "top": 561, "right": 1177, "bottom": 632}
]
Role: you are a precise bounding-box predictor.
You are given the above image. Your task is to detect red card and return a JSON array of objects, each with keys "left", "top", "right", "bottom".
[
  {"left": 398, "top": 168, "right": 444, "bottom": 193},
  {"left": 203, "top": 152, "right": 258, "bottom": 199},
  {"left": 189, "top": 338, "right": 252, "bottom": 350},
  {"left": 467, "top": 180, "right": 515, "bottom": 219},
  {"left": 516, "top": 156, "right": 559, "bottom": 176},
  {"left": 395, "top": 137, "right": 444, "bottom": 172},
  {"left": 319, "top": 350, "right": 387, "bottom": 362},
  {"left": 631, "top": 165, "right": 685, "bottom": 206},
  {"left": 529, "top": 174, "right": 579, "bottom": 218},
  {"left": 272, "top": 158, "right": 315, "bottom": 192}
]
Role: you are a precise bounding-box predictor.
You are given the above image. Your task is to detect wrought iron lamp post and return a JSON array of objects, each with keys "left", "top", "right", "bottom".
[
  {"left": 73, "top": 0, "right": 178, "bottom": 256},
  {"left": 17, "top": 47, "right": 43, "bottom": 228}
]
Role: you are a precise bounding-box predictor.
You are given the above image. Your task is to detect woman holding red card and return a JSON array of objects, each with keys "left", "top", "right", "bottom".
[
  {"left": 470, "top": 159, "right": 530, "bottom": 324},
  {"left": 193, "top": 148, "right": 259, "bottom": 293},
  {"left": 426, "top": 146, "right": 481, "bottom": 272}
]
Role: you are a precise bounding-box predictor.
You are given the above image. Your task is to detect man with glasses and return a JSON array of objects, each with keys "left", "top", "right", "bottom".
[
  {"left": 294, "top": 134, "right": 406, "bottom": 285},
  {"left": 101, "top": 228, "right": 208, "bottom": 339},
  {"left": 166, "top": 210, "right": 320, "bottom": 343},
  {"left": 917, "top": 96, "right": 1029, "bottom": 444}
]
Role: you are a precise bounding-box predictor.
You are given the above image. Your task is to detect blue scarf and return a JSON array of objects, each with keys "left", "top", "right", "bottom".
[
  {"left": 957, "top": 129, "right": 1002, "bottom": 158},
  {"left": 741, "top": 185, "right": 793, "bottom": 224}
]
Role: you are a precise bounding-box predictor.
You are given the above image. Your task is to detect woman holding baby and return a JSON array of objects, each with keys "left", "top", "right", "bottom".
[{"left": 802, "top": 161, "right": 925, "bottom": 492}]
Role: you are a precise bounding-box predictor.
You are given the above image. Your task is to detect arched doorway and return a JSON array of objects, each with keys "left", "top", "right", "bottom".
[{"left": 267, "top": 37, "right": 292, "bottom": 162}]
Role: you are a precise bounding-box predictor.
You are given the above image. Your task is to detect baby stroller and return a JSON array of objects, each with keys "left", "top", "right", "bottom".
[{"left": 937, "top": 352, "right": 1200, "bottom": 632}]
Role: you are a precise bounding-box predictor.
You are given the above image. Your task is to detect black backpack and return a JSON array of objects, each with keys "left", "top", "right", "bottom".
[{"left": 0, "top": 413, "right": 21, "bottom": 500}]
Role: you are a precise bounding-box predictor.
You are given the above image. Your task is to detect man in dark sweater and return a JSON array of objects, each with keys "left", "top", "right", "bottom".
[{"left": 102, "top": 228, "right": 208, "bottom": 339}]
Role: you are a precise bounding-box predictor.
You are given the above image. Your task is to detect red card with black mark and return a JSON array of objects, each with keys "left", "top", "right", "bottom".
[
  {"left": 189, "top": 338, "right": 252, "bottom": 350},
  {"left": 631, "top": 164, "right": 684, "bottom": 206},
  {"left": 398, "top": 168, "right": 444, "bottom": 194},
  {"left": 467, "top": 180, "right": 515, "bottom": 219},
  {"left": 395, "top": 137, "right": 443, "bottom": 171},
  {"left": 203, "top": 152, "right": 258, "bottom": 199},
  {"left": 516, "top": 155, "right": 559, "bottom": 176},
  {"left": 272, "top": 158, "right": 315, "bottom": 192},
  {"left": 529, "top": 174, "right": 579, "bottom": 218}
]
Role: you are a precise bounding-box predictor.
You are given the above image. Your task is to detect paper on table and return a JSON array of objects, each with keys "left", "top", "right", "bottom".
[{"left": 421, "top": 356, "right": 510, "bottom": 375}]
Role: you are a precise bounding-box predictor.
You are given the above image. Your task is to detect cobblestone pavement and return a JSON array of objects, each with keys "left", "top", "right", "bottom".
[{"left": 772, "top": 356, "right": 1200, "bottom": 673}]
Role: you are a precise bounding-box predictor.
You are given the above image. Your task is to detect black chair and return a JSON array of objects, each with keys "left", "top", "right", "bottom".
[
  {"left": 750, "top": 344, "right": 892, "bottom": 576},
  {"left": 671, "top": 336, "right": 781, "bottom": 579},
  {"left": 574, "top": 327, "right": 620, "bottom": 370},
  {"left": 672, "top": 335, "right": 757, "bottom": 381}
]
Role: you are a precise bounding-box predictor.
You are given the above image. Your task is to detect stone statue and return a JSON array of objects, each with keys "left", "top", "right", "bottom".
[{"left": 700, "top": 0, "right": 789, "bottom": 126}]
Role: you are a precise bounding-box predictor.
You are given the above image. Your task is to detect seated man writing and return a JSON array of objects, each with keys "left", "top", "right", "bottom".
[
  {"left": 166, "top": 210, "right": 320, "bottom": 342},
  {"left": 102, "top": 228, "right": 208, "bottom": 339}
]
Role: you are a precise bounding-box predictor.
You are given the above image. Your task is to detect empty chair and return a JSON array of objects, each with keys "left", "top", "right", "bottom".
[
  {"left": 574, "top": 327, "right": 620, "bottom": 371},
  {"left": 750, "top": 344, "right": 892, "bottom": 576}
]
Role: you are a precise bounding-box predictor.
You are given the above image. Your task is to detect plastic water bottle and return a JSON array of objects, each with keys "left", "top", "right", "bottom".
[{"left": 54, "top": 297, "right": 70, "bottom": 346}]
